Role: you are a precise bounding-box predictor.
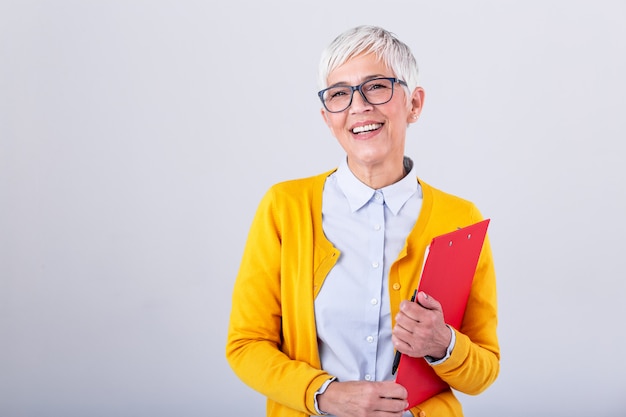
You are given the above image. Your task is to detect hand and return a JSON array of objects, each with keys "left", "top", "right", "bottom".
[
  {"left": 392, "top": 291, "right": 451, "bottom": 360},
  {"left": 317, "top": 380, "right": 408, "bottom": 417}
]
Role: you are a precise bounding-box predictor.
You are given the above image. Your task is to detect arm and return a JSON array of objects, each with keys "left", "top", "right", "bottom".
[
  {"left": 225, "top": 188, "right": 331, "bottom": 414},
  {"left": 392, "top": 234, "right": 500, "bottom": 395}
]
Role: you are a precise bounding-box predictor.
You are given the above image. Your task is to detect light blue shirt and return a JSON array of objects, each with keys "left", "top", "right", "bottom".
[{"left": 314, "top": 157, "right": 421, "bottom": 415}]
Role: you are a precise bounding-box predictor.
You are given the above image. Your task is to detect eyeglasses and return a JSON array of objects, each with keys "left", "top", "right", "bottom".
[{"left": 318, "top": 77, "right": 408, "bottom": 113}]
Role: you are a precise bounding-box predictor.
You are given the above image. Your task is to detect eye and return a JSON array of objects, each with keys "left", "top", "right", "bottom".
[
  {"left": 365, "top": 80, "right": 391, "bottom": 91},
  {"left": 327, "top": 87, "right": 350, "bottom": 100}
]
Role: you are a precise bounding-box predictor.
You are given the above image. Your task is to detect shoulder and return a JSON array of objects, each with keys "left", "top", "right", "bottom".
[
  {"left": 254, "top": 169, "right": 336, "bottom": 217},
  {"left": 419, "top": 178, "right": 484, "bottom": 225},
  {"left": 420, "top": 179, "right": 474, "bottom": 205},
  {"left": 267, "top": 169, "right": 335, "bottom": 200}
]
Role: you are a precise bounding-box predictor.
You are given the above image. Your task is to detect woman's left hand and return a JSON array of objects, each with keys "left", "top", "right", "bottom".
[{"left": 392, "top": 291, "right": 451, "bottom": 360}]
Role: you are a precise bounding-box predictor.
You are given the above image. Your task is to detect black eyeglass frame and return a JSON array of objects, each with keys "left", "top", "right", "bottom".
[{"left": 317, "top": 77, "right": 408, "bottom": 113}]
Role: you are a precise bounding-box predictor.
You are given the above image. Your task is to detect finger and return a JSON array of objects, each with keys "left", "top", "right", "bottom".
[
  {"left": 417, "top": 291, "right": 442, "bottom": 312},
  {"left": 392, "top": 327, "right": 413, "bottom": 349},
  {"left": 379, "top": 381, "right": 408, "bottom": 400},
  {"left": 376, "top": 397, "right": 409, "bottom": 413},
  {"left": 399, "top": 300, "right": 424, "bottom": 321}
]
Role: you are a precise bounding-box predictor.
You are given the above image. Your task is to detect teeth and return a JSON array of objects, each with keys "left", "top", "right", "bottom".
[{"left": 352, "top": 123, "right": 381, "bottom": 134}]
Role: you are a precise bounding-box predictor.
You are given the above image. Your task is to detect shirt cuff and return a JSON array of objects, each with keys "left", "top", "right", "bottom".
[
  {"left": 313, "top": 377, "right": 337, "bottom": 415},
  {"left": 424, "top": 325, "right": 456, "bottom": 365}
]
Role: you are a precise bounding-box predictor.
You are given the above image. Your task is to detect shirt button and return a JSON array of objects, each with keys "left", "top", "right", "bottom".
[
  {"left": 374, "top": 224, "right": 381, "bottom": 231},
  {"left": 364, "top": 374, "right": 372, "bottom": 381},
  {"left": 372, "top": 262, "right": 379, "bottom": 268},
  {"left": 392, "top": 283, "right": 401, "bottom": 291},
  {"left": 370, "top": 298, "right": 378, "bottom": 305},
  {"left": 366, "top": 335, "right": 374, "bottom": 343},
  {"left": 418, "top": 411, "right": 426, "bottom": 417}
]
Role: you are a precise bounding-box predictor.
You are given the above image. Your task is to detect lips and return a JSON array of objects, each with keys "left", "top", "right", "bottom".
[{"left": 351, "top": 123, "right": 383, "bottom": 134}]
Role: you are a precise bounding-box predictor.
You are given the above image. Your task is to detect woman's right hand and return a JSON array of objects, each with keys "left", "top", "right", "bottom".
[{"left": 317, "top": 380, "right": 408, "bottom": 417}]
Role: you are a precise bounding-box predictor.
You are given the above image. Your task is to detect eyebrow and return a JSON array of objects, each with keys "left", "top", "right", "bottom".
[{"left": 327, "top": 74, "right": 390, "bottom": 88}]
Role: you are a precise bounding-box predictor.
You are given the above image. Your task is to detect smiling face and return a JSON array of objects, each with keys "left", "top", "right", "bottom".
[{"left": 321, "top": 53, "right": 425, "bottom": 188}]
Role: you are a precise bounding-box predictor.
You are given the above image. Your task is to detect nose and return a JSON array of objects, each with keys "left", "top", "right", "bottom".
[{"left": 350, "top": 88, "right": 373, "bottom": 113}]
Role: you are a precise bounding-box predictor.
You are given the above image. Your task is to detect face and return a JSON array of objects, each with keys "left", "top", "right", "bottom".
[{"left": 321, "top": 53, "right": 424, "bottom": 179}]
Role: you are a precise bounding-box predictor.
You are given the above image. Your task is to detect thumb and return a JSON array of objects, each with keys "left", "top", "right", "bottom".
[{"left": 417, "top": 291, "right": 441, "bottom": 311}]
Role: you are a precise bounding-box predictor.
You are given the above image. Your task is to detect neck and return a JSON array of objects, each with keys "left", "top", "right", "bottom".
[{"left": 348, "top": 157, "right": 407, "bottom": 189}]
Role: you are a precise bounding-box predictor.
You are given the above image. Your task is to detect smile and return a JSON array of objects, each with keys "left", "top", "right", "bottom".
[{"left": 352, "top": 123, "right": 382, "bottom": 134}]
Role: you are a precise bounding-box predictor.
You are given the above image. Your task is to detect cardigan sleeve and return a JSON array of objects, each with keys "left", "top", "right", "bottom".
[{"left": 225, "top": 186, "right": 332, "bottom": 415}]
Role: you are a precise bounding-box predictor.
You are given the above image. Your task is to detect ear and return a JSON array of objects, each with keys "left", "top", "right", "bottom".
[{"left": 406, "top": 87, "right": 425, "bottom": 124}]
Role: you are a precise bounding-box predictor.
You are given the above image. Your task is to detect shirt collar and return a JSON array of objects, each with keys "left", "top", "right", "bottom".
[{"left": 335, "top": 156, "right": 420, "bottom": 215}]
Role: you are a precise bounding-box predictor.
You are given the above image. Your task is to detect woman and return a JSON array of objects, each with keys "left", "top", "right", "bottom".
[{"left": 226, "top": 25, "right": 499, "bottom": 417}]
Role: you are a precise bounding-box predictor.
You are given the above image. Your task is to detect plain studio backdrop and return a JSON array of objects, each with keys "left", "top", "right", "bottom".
[{"left": 1, "top": 1, "right": 625, "bottom": 416}]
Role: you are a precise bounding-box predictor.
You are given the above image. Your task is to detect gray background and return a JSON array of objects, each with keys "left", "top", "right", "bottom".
[{"left": 2, "top": 1, "right": 625, "bottom": 416}]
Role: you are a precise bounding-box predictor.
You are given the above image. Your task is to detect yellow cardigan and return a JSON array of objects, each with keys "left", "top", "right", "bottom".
[{"left": 226, "top": 170, "right": 500, "bottom": 417}]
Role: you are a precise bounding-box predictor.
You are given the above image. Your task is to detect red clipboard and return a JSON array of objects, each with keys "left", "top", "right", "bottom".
[{"left": 395, "top": 219, "right": 490, "bottom": 409}]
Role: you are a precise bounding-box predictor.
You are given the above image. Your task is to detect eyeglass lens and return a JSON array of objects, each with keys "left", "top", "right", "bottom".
[{"left": 322, "top": 78, "right": 395, "bottom": 112}]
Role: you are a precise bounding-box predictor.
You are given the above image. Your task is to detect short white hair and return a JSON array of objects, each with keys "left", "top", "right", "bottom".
[{"left": 317, "top": 25, "right": 420, "bottom": 104}]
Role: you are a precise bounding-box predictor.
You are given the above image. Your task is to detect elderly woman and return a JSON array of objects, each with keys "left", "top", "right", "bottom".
[{"left": 226, "top": 25, "right": 499, "bottom": 417}]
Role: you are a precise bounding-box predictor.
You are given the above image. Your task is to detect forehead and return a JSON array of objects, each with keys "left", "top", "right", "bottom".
[{"left": 327, "top": 53, "right": 393, "bottom": 86}]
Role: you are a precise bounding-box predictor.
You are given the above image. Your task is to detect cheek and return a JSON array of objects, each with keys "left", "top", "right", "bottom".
[
  {"left": 326, "top": 115, "right": 346, "bottom": 134},
  {"left": 321, "top": 110, "right": 332, "bottom": 128}
]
